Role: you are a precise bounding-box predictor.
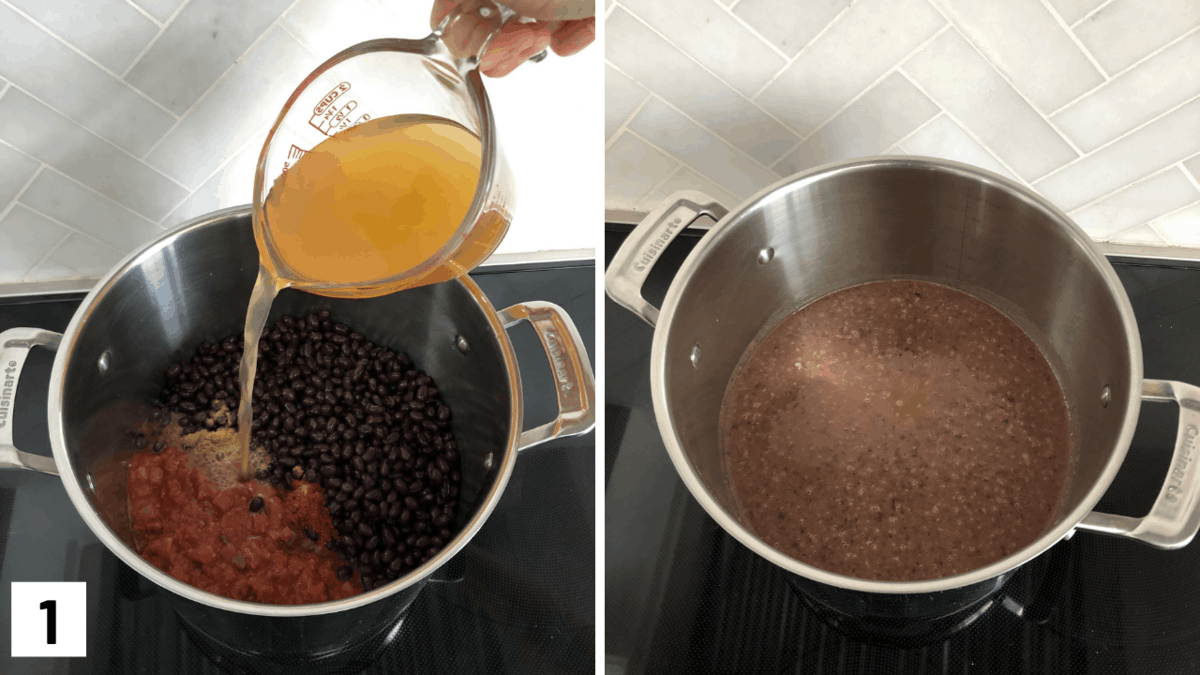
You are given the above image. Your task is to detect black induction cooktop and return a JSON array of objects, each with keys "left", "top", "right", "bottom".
[
  {"left": 0, "top": 262, "right": 595, "bottom": 675},
  {"left": 605, "top": 225, "right": 1200, "bottom": 675}
]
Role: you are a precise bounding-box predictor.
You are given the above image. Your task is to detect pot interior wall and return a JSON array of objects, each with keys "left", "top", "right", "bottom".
[
  {"left": 59, "top": 211, "right": 513, "bottom": 552},
  {"left": 661, "top": 162, "right": 1134, "bottom": 541}
]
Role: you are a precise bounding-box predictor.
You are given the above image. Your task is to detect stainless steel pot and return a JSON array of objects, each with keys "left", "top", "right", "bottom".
[
  {"left": 606, "top": 157, "right": 1200, "bottom": 620},
  {"left": 0, "top": 205, "right": 594, "bottom": 656}
]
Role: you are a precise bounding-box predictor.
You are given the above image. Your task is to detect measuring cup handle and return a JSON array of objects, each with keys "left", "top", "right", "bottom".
[
  {"left": 498, "top": 301, "right": 595, "bottom": 451},
  {"left": 1075, "top": 379, "right": 1200, "bottom": 549},
  {"left": 0, "top": 327, "right": 61, "bottom": 475},
  {"left": 435, "top": 0, "right": 516, "bottom": 64}
]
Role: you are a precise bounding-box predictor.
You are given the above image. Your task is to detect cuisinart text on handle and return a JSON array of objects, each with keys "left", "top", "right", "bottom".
[
  {"left": 634, "top": 217, "right": 683, "bottom": 272},
  {"left": 543, "top": 331, "right": 575, "bottom": 393},
  {"left": 1165, "top": 424, "right": 1198, "bottom": 504},
  {"left": 0, "top": 360, "right": 16, "bottom": 429}
]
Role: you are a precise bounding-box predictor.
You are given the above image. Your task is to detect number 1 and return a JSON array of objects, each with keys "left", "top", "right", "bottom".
[{"left": 39, "top": 600, "right": 56, "bottom": 644}]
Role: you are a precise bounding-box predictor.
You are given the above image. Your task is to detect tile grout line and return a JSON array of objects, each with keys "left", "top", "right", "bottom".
[
  {"left": 1031, "top": 93, "right": 1200, "bottom": 184},
  {"left": 121, "top": 0, "right": 194, "bottom": 78},
  {"left": 878, "top": 112, "right": 946, "bottom": 156},
  {"left": 1181, "top": 157, "right": 1200, "bottom": 192},
  {"left": 1063, "top": 162, "right": 1193, "bottom": 218},
  {"left": 614, "top": 5, "right": 813, "bottom": 144},
  {"left": 920, "top": 4, "right": 1086, "bottom": 158},
  {"left": 1046, "top": 25, "right": 1200, "bottom": 118},
  {"left": 624, "top": 127, "right": 753, "bottom": 203},
  {"left": 633, "top": 93, "right": 781, "bottom": 177},
  {"left": 0, "top": 0, "right": 180, "bottom": 120},
  {"left": 1034, "top": 0, "right": 1110, "bottom": 79},
  {"left": 17, "top": 203, "right": 127, "bottom": 255},
  {"left": 1070, "top": 0, "right": 1118, "bottom": 28},
  {"left": 23, "top": 233, "right": 73, "bottom": 280},
  {"left": 642, "top": 164, "right": 686, "bottom": 205},
  {"left": 711, "top": 0, "right": 792, "bottom": 63},
  {"left": 122, "top": 0, "right": 164, "bottom": 28},
  {"left": 726, "top": 0, "right": 742, "bottom": 9},
  {"left": 895, "top": 69, "right": 1031, "bottom": 187},
  {"left": 277, "top": 22, "right": 322, "bottom": 60},
  {"left": 0, "top": 165, "right": 45, "bottom": 224},
  {"left": 1104, "top": 196, "right": 1200, "bottom": 244},
  {"left": 604, "top": 0, "right": 617, "bottom": 20},
  {"left": 37, "top": 164, "right": 167, "bottom": 230},
  {"left": 604, "top": 91, "right": 653, "bottom": 152},
  {"left": 766, "top": 22, "right": 954, "bottom": 172},
  {"left": 0, "top": 81, "right": 192, "bottom": 192},
  {"left": 138, "top": 0, "right": 306, "bottom": 164},
  {"left": 749, "top": 0, "right": 865, "bottom": 102},
  {"left": 155, "top": 125, "right": 273, "bottom": 228}
]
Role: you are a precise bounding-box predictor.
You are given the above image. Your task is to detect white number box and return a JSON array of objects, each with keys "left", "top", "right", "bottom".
[{"left": 10, "top": 582, "right": 86, "bottom": 657}]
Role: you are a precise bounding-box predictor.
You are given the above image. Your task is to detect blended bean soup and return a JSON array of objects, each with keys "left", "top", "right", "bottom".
[{"left": 721, "top": 280, "right": 1071, "bottom": 582}]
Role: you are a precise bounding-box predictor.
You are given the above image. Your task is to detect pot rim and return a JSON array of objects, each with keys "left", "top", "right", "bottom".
[
  {"left": 648, "top": 156, "right": 1144, "bottom": 595},
  {"left": 47, "top": 205, "right": 523, "bottom": 616}
]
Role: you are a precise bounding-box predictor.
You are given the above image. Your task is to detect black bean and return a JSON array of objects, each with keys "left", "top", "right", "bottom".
[
  {"left": 304, "top": 527, "right": 318, "bottom": 541},
  {"left": 249, "top": 497, "right": 264, "bottom": 513},
  {"left": 336, "top": 565, "right": 353, "bottom": 582}
]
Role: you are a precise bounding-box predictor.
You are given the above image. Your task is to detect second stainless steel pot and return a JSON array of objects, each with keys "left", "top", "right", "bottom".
[
  {"left": 0, "top": 205, "right": 595, "bottom": 657},
  {"left": 606, "top": 157, "right": 1200, "bottom": 620}
]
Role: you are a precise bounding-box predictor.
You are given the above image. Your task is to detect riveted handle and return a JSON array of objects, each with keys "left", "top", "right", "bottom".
[
  {"left": 1076, "top": 379, "right": 1200, "bottom": 549},
  {"left": 0, "top": 327, "right": 61, "bottom": 475},
  {"left": 604, "top": 191, "right": 728, "bottom": 327},
  {"left": 498, "top": 301, "right": 595, "bottom": 451}
]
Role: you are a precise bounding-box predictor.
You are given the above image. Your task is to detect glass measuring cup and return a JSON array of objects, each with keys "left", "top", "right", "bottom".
[{"left": 252, "top": 1, "right": 518, "bottom": 298}]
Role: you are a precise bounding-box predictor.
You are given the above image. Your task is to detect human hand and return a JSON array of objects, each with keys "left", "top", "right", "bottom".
[{"left": 431, "top": 0, "right": 596, "bottom": 78}]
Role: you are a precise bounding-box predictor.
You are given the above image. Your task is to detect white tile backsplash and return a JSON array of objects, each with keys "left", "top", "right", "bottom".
[
  {"left": 1034, "top": 98, "right": 1200, "bottom": 212},
  {"left": 1073, "top": 0, "right": 1199, "bottom": 75},
  {"left": 0, "top": 88, "right": 190, "bottom": 219},
  {"left": 0, "top": 206, "right": 69, "bottom": 282},
  {"left": 628, "top": 97, "right": 778, "bottom": 199},
  {"left": 895, "top": 114, "right": 1017, "bottom": 181},
  {"left": 605, "top": 64, "right": 647, "bottom": 141},
  {"left": 775, "top": 73, "right": 938, "bottom": 175},
  {"left": 282, "top": 0, "right": 406, "bottom": 61},
  {"left": 1052, "top": 31, "right": 1200, "bottom": 152},
  {"left": 19, "top": 169, "right": 165, "bottom": 252},
  {"left": 618, "top": 0, "right": 785, "bottom": 97},
  {"left": 733, "top": 0, "right": 852, "bottom": 57},
  {"left": 1156, "top": 203, "right": 1200, "bottom": 245},
  {"left": 932, "top": 0, "right": 1104, "bottom": 113},
  {"left": 0, "top": 0, "right": 600, "bottom": 284},
  {"left": 130, "top": 0, "right": 185, "bottom": 23},
  {"left": 144, "top": 27, "right": 318, "bottom": 188},
  {"left": 1186, "top": 156, "right": 1200, "bottom": 183},
  {"left": 605, "top": 132, "right": 677, "bottom": 207},
  {"left": 608, "top": 0, "right": 1198, "bottom": 249},
  {"left": 0, "top": 143, "right": 40, "bottom": 207},
  {"left": 904, "top": 29, "right": 1079, "bottom": 181},
  {"left": 756, "top": 0, "right": 946, "bottom": 135},
  {"left": 47, "top": 233, "right": 125, "bottom": 277},
  {"left": 643, "top": 166, "right": 743, "bottom": 213},
  {"left": 605, "top": 8, "right": 798, "bottom": 166},
  {"left": 1108, "top": 224, "right": 1167, "bottom": 246},
  {"left": 1046, "top": 0, "right": 1107, "bottom": 25},
  {"left": 0, "top": 2, "right": 177, "bottom": 157},
  {"left": 6, "top": 0, "right": 160, "bottom": 73},
  {"left": 1069, "top": 167, "right": 1200, "bottom": 238},
  {"left": 124, "top": 0, "right": 295, "bottom": 115}
]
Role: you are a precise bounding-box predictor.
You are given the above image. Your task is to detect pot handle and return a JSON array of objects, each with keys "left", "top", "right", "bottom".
[
  {"left": 1076, "top": 379, "right": 1200, "bottom": 549},
  {"left": 604, "top": 191, "right": 729, "bottom": 327},
  {"left": 0, "top": 327, "right": 62, "bottom": 475},
  {"left": 498, "top": 301, "right": 595, "bottom": 451}
]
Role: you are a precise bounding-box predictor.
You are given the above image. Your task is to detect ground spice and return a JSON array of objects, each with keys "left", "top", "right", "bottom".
[{"left": 128, "top": 445, "right": 358, "bottom": 604}]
